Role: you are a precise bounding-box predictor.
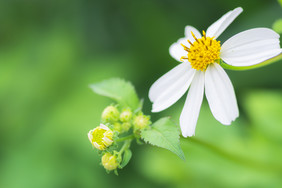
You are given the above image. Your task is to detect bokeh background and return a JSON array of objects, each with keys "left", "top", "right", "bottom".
[{"left": 0, "top": 0, "right": 282, "bottom": 188}]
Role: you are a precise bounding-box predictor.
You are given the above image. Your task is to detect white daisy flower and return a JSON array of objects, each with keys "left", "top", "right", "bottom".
[{"left": 149, "top": 7, "right": 282, "bottom": 137}]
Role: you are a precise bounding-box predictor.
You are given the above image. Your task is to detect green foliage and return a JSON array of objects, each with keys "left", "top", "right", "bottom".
[
  {"left": 120, "top": 149, "right": 132, "bottom": 168},
  {"left": 244, "top": 91, "right": 282, "bottom": 142},
  {"left": 141, "top": 117, "right": 185, "bottom": 160},
  {"left": 1, "top": 0, "right": 282, "bottom": 187},
  {"left": 90, "top": 78, "right": 141, "bottom": 110},
  {"left": 279, "top": 0, "right": 282, "bottom": 7},
  {"left": 273, "top": 19, "right": 282, "bottom": 34},
  {"left": 137, "top": 90, "right": 282, "bottom": 187}
]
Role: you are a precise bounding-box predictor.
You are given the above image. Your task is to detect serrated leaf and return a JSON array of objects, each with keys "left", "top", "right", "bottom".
[
  {"left": 120, "top": 149, "right": 132, "bottom": 168},
  {"left": 90, "top": 78, "right": 140, "bottom": 110},
  {"left": 141, "top": 117, "right": 185, "bottom": 160}
]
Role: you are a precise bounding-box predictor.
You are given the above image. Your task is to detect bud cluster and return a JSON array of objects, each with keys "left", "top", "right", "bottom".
[
  {"left": 101, "top": 106, "right": 134, "bottom": 134},
  {"left": 88, "top": 104, "right": 151, "bottom": 173}
]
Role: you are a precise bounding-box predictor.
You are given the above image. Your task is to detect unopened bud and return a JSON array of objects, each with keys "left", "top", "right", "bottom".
[
  {"left": 88, "top": 124, "right": 113, "bottom": 150},
  {"left": 119, "top": 108, "right": 132, "bottom": 122},
  {"left": 121, "top": 122, "right": 131, "bottom": 132},
  {"left": 133, "top": 114, "right": 151, "bottom": 131},
  {"left": 101, "top": 105, "right": 119, "bottom": 123},
  {"left": 113, "top": 122, "right": 122, "bottom": 133},
  {"left": 102, "top": 152, "right": 119, "bottom": 171}
]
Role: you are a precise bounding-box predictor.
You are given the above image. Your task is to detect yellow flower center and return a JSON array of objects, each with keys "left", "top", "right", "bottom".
[
  {"left": 92, "top": 127, "right": 106, "bottom": 144},
  {"left": 181, "top": 31, "right": 221, "bottom": 71},
  {"left": 89, "top": 127, "right": 113, "bottom": 150}
]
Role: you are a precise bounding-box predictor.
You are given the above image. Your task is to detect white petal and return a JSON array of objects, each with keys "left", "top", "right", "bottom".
[
  {"left": 149, "top": 62, "right": 189, "bottom": 102},
  {"left": 93, "top": 142, "right": 100, "bottom": 148},
  {"left": 180, "top": 71, "right": 205, "bottom": 137},
  {"left": 206, "top": 7, "right": 243, "bottom": 39},
  {"left": 150, "top": 63, "right": 196, "bottom": 112},
  {"left": 169, "top": 37, "right": 190, "bottom": 62},
  {"left": 221, "top": 28, "right": 282, "bottom": 66},
  {"left": 169, "top": 26, "right": 201, "bottom": 62},
  {"left": 100, "top": 124, "right": 109, "bottom": 130},
  {"left": 185, "top": 26, "right": 202, "bottom": 39},
  {"left": 103, "top": 137, "right": 112, "bottom": 144},
  {"left": 88, "top": 131, "right": 93, "bottom": 141},
  {"left": 205, "top": 63, "right": 239, "bottom": 125}
]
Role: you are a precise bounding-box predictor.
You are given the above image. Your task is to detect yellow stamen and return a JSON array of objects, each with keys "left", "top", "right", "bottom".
[
  {"left": 180, "top": 56, "right": 188, "bottom": 62},
  {"left": 202, "top": 30, "right": 206, "bottom": 39},
  {"left": 180, "top": 43, "right": 190, "bottom": 52},
  {"left": 180, "top": 30, "right": 221, "bottom": 71},
  {"left": 187, "top": 40, "right": 194, "bottom": 46},
  {"left": 191, "top": 31, "right": 199, "bottom": 43}
]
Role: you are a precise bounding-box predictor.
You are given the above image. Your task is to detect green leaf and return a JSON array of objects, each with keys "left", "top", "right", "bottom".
[
  {"left": 90, "top": 78, "right": 140, "bottom": 110},
  {"left": 273, "top": 18, "right": 282, "bottom": 34},
  {"left": 141, "top": 117, "right": 185, "bottom": 160},
  {"left": 279, "top": 0, "right": 282, "bottom": 7},
  {"left": 120, "top": 149, "right": 132, "bottom": 168}
]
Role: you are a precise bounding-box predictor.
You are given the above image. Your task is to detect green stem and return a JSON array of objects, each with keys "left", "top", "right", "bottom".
[
  {"left": 116, "top": 134, "right": 135, "bottom": 142},
  {"left": 220, "top": 53, "right": 282, "bottom": 71},
  {"left": 183, "top": 137, "right": 282, "bottom": 173},
  {"left": 119, "top": 140, "right": 131, "bottom": 154}
]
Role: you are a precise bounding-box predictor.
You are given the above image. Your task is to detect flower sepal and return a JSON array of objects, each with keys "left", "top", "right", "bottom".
[{"left": 219, "top": 54, "right": 282, "bottom": 71}]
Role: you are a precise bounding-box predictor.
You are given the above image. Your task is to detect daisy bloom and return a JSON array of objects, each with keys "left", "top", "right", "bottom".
[{"left": 149, "top": 7, "right": 282, "bottom": 137}]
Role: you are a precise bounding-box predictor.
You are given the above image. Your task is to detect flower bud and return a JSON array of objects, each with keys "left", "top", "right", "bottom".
[
  {"left": 113, "top": 122, "right": 122, "bottom": 133},
  {"left": 119, "top": 108, "right": 132, "bottom": 122},
  {"left": 102, "top": 152, "right": 119, "bottom": 171},
  {"left": 133, "top": 114, "right": 151, "bottom": 131},
  {"left": 121, "top": 122, "right": 131, "bottom": 132},
  {"left": 88, "top": 124, "right": 113, "bottom": 150},
  {"left": 101, "top": 105, "right": 119, "bottom": 123}
]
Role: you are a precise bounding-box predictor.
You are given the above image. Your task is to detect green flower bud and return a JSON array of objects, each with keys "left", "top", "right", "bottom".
[
  {"left": 101, "top": 105, "right": 119, "bottom": 123},
  {"left": 121, "top": 122, "right": 131, "bottom": 132},
  {"left": 133, "top": 114, "right": 151, "bottom": 132},
  {"left": 113, "top": 122, "right": 122, "bottom": 133},
  {"left": 88, "top": 124, "right": 113, "bottom": 150},
  {"left": 119, "top": 108, "right": 132, "bottom": 122},
  {"left": 102, "top": 152, "right": 119, "bottom": 171}
]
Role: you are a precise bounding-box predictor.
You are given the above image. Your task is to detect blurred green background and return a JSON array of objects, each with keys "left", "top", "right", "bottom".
[{"left": 0, "top": 0, "right": 282, "bottom": 188}]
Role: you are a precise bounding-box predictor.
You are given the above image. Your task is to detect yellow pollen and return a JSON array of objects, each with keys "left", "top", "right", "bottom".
[{"left": 180, "top": 30, "right": 221, "bottom": 71}]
